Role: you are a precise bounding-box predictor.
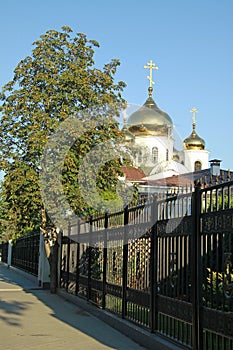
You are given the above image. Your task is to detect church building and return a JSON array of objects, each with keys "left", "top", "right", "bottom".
[{"left": 122, "top": 60, "right": 209, "bottom": 184}]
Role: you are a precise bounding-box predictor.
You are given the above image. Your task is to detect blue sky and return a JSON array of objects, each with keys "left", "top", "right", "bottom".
[{"left": 1, "top": 0, "right": 233, "bottom": 169}]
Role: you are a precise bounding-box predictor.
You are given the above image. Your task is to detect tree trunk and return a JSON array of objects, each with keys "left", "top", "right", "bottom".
[
  {"left": 49, "top": 242, "right": 59, "bottom": 293},
  {"left": 41, "top": 209, "right": 59, "bottom": 293}
]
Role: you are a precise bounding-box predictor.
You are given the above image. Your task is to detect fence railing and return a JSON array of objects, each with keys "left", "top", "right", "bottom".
[
  {"left": 60, "top": 181, "right": 233, "bottom": 350},
  {"left": 0, "top": 242, "right": 9, "bottom": 263},
  {"left": 11, "top": 232, "right": 40, "bottom": 276}
]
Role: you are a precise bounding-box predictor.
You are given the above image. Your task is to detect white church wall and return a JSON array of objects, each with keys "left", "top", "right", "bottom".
[
  {"left": 184, "top": 149, "right": 209, "bottom": 172},
  {"left": 134, "top": 135, "right": 173, "bottom": 167}
]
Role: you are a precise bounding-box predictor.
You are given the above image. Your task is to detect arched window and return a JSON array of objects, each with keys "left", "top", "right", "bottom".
[
  {"left": 152, "top": 147, "right": 158, "bottom": 163},
  {"left": 194, "top": 161, "right": 202, "bottom": 171}
]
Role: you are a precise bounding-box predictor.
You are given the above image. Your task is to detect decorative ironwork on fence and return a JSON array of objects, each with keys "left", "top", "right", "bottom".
[
  {"left": 11, "top": 232, "right": 40, "bottom": 276},
  {"left": 60, "top": 180, "right": 233, "bottom": 350}
]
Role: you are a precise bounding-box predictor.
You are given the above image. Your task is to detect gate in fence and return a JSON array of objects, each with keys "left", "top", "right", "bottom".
[{"left": 60, "top": 181, "right": 233, "bottom": 350}]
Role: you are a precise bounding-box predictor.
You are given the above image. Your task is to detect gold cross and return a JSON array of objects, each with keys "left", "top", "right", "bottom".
[
  {"left": 190, "top": 107, "right": 198, "bottom": 124},
  {"left": 144, "top": 60, "right": 158, "bottom": 87}
]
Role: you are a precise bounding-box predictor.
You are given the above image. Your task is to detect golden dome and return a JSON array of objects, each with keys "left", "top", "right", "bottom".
[
  {"left": 127, "top": 87, "right": 173, "bottom": 136},
  {"left": 172, "top": 148, "right": 180, "bottom": 161},
  {"left": 183, "top": 124, "right": 205, "bottom": 150}
]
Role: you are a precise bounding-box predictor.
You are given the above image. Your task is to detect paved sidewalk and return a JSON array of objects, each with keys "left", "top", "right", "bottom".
[{"left": 0, "top": 263, "right": 146, "bottom": 350}]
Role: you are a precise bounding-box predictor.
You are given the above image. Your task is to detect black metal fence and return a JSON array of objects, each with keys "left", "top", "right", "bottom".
[
  {"left": 11, "top": 232, "right": 40, "bottom": 276},
  {"left": 0, "top": 242, "right": 9, "bottom": 263},
  {"left": 60, "top": 181, "right": 233, "bottom": 350}
]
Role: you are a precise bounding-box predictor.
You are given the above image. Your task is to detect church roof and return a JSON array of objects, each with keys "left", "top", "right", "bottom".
[
  {"left": 149, "top": 160, "right": 189, "bottom": 177},
  {"left": 143, "top": 168, "right": 233, "bottom": 188},
  {"left": 121, "top": 166, "right": 147, "bottom": 182}
]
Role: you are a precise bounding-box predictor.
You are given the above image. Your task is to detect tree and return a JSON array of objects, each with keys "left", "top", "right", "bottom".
[
  {"left": 0, "top": 161, "right": 41, "bottom": 240},
  {"left": 0, "top": 26, "right": 126, "bottom": 292}
]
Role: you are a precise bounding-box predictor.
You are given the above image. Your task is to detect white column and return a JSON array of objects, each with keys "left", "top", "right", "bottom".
[
  {"left": 38, "top": 231, "right": 50, "bottom": 288},
  {"left": 7, "top": 240, "right": 12, "bottom": 266}
]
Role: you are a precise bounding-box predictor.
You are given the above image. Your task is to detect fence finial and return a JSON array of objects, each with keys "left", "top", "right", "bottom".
[{"left": 221, "top": 170, "right": 224, "bottom": 182}]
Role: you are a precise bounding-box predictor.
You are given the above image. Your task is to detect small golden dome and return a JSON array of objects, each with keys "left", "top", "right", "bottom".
[
  {"left": 172, "top": 148, "right": 180, "bottom": 161},
  {"left": 122, "top": 118, "right": 135, "bottom": 142},
  {"left": 183, "top": 124, "right": 205, "bottom": 150},
  {"left": 123, "top": 128, "right": 135, "bottom": 142}
]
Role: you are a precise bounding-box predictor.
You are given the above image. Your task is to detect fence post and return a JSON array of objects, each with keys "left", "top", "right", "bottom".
[
  {"left": 58, "top": 230, "right": 63, "bottom": 289},
  {"left": 122, "top": 205, "right": 129, "bottom": 318},
  {"left": 192, "top": 182, "right": 202, "bottom": 350},
  {"left": 87, "top": 215, "right": 93, "bottom": 301},
  {"left": 75, "top": 219, "right": 80, "bottom": 296},
  {"left": 150, "top": 195, "right": 158, "bottom": 332},
  {"left": 66, "top": 222, "right": 71, "bottom": 292},
  {"left": 102, "top": 211, "right": 108, "bottom": 309}
]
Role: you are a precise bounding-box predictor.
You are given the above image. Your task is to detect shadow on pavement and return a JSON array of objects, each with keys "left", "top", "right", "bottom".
[
  {"left": 27, "top": 288, "right": 144, "bottom": 349},
  {"left": 0, "top": 263, "right": 144, "bottom": 349}
]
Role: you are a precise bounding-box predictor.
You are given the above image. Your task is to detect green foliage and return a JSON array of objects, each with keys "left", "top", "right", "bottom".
[
  {"left": 203, "top": 267, "right": 233, "bottom": 308},
  {"left": 0, "top": 26, "right": 126, "bottom": 238},
  {"left": 203, "top": 191, "right": 233, "bottom": 212},
  {"left": 79, "top": 246, "right": 102, "bottom": 280},
  {"left": 0, "top": 161, "right": 42, "bottom": 239},
  {"left": 61, "top": 121, "right": 126, "bottom": 215}
]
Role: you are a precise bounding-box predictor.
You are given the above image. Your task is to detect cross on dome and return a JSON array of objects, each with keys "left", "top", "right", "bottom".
[
  {"left": 144, "top": 60, "right": 158, "bottom": 87},
  {"left": 190, "top": 107, "right": 198, "bottom": 125}
]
